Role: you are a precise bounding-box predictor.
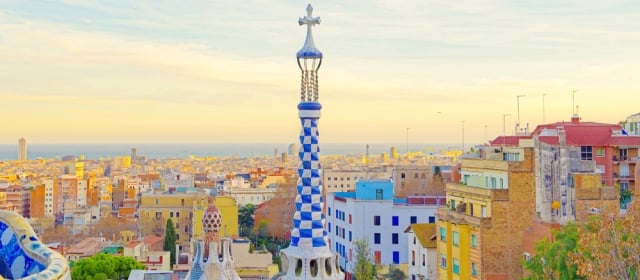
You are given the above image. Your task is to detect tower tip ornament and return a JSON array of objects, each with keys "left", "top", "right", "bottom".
[
  {"left": 297, "top": 3, "right": 323, "bottom": 103},
  {"left": 296, "top": 4, "right": 322, "bottom": 59}
]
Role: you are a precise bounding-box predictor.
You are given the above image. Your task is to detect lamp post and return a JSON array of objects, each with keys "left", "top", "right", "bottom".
[
  {"left": 406, "top": 128, "right": 410, "bottom": 158},
  {"left": 503, "top": 114, "right": 511, "bottom": 144},
  {"left": 542, "top": 93, "right": 550, "bottom": 123},
  {"left": 516, "top": 95, "right": 526, "bottom": 134},
  {"left": 572, "top": 90, "right": 577, "bottom": 115},
  {"left": 462, "top": 120, "right": 465, "bottom": 154}
]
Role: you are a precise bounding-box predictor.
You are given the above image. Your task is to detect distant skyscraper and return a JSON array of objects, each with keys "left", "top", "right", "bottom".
[
  {"left": 131, "top": 148, "right": 137, "bottom": 160},
  {"left": 390, "top": 146, "right": 398, "bottom": 159},
  {"left": 278, "top": 4, "right": 343, "bottom": 280},
  {"left": 18, "top": 137, "right": 27, "bottom": 161},
  {"left": 288, "top": 143, "right": 297, "bottom": 156}
]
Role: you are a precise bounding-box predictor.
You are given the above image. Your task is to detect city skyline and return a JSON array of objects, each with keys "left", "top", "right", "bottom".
[{"left": 1, "top": 1, "right": 639, "bottom": 145}]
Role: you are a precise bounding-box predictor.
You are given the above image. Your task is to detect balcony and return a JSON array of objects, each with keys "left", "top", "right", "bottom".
[
  {"left": 613, "top": 173, "right": 635, "bottom": 182},
  {"left": 436, "top": 207, "right": 491, "bottom": 228}
]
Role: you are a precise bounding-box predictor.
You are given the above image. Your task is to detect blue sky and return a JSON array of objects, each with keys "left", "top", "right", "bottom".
[{"left": 0, "top": 1, "right": 639, "bottom": 145}]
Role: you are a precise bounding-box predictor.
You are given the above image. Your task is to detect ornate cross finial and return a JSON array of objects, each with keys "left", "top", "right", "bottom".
[
  {"left": 296, "top": 4, "right": 322, "bottom": 59},
  {"left": 299, "top": 4, "right": 320, "bottom": 27}
]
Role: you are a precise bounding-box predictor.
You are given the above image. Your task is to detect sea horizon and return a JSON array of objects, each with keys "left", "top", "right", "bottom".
[{"left": 0, "top": 142, "right": 463, "bottom": 161}]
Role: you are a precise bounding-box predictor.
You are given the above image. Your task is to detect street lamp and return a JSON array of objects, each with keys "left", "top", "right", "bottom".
[
  {"left": 516, "top": 95, "right": 526, "bottom": 134},
  {"left": 406, "top": 128, "right": 410, "bottom": 158},
  {"left": 503, "top": 114, "right": 511, "bottom": 144},
  {"left": 462, "top": 120, "right": 465, "bottom": 154},
  {"left": 572, "top": 90, "right": 577, "bottom": 115},
  {"left": 542, "top": 93, "right": 550, "bottom": 123}
]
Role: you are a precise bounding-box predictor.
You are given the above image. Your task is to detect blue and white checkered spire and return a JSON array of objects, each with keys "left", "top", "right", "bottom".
[
  {"left": 290, "top": 3, "right": 326, "bottom": 249},
  {"left": 278, "top": 5, "right": 343, "bottom": 279}
]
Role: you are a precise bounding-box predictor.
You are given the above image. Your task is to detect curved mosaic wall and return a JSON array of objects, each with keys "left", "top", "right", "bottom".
[{"left": 0, "top": 210, "right": 70, "bottom": 280}]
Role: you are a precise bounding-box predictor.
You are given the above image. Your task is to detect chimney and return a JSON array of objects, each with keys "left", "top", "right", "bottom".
[{"left": 571, "top": 114, "right": 580, "bottom": 124}]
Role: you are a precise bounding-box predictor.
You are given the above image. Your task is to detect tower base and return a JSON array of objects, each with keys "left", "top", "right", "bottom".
[{"left": 277, "top": 246, "right": 344, "bottom": 280}]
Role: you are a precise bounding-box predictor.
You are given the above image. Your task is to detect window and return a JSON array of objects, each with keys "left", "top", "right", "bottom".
[
  {"left": 620, "top": 148, "right": 628, "bottom": 160},
  {"left": 335, "top": 209, "right": 338, "bottom": 217},
  {"left": 450, "top": 200, "right": 456, "bottom": 210},
  {"left": 453, "top": 258, "right": 460, "bottom": 275},
  {"left": 491, "top": 177, "right": 497, "bottom": 188},
  {"left": 349, "top": 231, "right": 352, "bottom": 241},
  {"left": 328, "top": 207, "right": 331, "bottom": 216},
  {"left": 392, "top": 251, "right": 400, "bottom": 264},
  {"left": 472, "top": 262, "right": 478, "bottom": 277},
  {"left": 411, "top": 250, "right": 415, "bottom": 266},
  {"left": 176, "top": 233, "right": 180, "bottom": 240},
  {"left": 392, "top": 233, "right": 399, "bottom": 244},
  {"left": 392, "top": 216, "right": 399, "bottom": 226},
  {"left": 176, "top": 212, "right": 180, "bottom": 218},
  {"left": 335, "top": 225, "right": 338, "bottom": 235},
  {"left": 596, "top": 148, "right": 605, "bottom": 157},
  {"left": 470, "top": 203, "right": 475, "bottom": 216},
  {"left": 170, "top": 212, "right": 174, "bottom": 218},
  {"left": 401, "top": 173, "right": 405, "bottom": 179},
  {"left": 481, "top": 206, "right": 487, "bottom": 217},
  {"left": 413, "top": 236, "right": 416, "bottom": 244},
  {"left": 374, "top": 251, "right": 382, "bottom": 264},
  {"left": 342, "top": 228, "right": 345, "bottom": 239},
  {"left": 499, "top": 178, "right": 504, "bottom": 188},
  {"left": 429, "top": 216, "right": 435, "bottom": 223},
  {"left": 440, "top": 254, "right": 447, "bottom": 268},
  {"left": 581, "top": 146, "right": 593, "bottom": 160},
  {"left": 439, "top": 227, "right": 446, "bottom": 242},
  {"left": 414, "top": 173, "right": 418, "bottom": 178},
  {"left": 411, "top": 216, "right": 417, "bottom": 224},
  {"left": 349, "top": 214, "right": 352, "bottom": 224},
  {"left": 374, "top": 216, "right": 381, "bottom": 225},
  {"left": 422, "top": 254, "right": 425, "bottom": 266},
  {"left": 376, "top": 189, "right": 383, "bottom": 200},
  {"left": 374, "top": 233, "right": 381, "bottom": 244},
  {"left": 328, "top": 222, "right": 331, "bottom": 232},
  {"left": 471, "top": 234, "right": 477, "bottom": 248},
  {"left": 524, "top": 253, "right": 531, "bottom": 262},
  {"left": 452, "top": 231, "right": 460, "bottom": 246}
]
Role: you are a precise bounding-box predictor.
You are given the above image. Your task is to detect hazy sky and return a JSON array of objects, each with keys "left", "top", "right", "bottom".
[{"left": 1, "top": 1, "right": 639, "bottom": 145}]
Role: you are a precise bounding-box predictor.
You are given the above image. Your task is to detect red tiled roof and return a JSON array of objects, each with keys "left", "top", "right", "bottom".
[
  {"left": 489, "top": 136, "right": 530, "bottom": 146},
  {"left": 143, "top": 235, "right": 163, "bottom": 246},
  {"left": 490, "top": 119, "right": 640, "bottom": 147}
]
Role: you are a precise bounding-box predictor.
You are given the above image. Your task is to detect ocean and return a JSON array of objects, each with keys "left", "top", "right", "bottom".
[{"left": 0, "top": 143, "right": 457, "bottom": 161}]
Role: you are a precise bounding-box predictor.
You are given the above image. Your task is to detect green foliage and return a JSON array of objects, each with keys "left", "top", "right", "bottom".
[
  {"left": 353, "top": 238, "right": 376, "bottom": 280},
  {"left": 71, "top": 253, "right": 145, "bottom": 280},
  {"left": 384, "top": 265, "right": 406, "bottom": 280},
  {"left": 163, "top": 218, "right": 177, "bottom": 267},
  {"left": 239, "top": 204, "right": 257, "bottom": 237},
  {"left": 523, "top": 223, "right": 583, "bottom": 280},
  {"left": 249, "top": 242, "right": 255, "bottom": 253},
  {"left": 620, "top": 189, "right": 633, "bottom": 208}
]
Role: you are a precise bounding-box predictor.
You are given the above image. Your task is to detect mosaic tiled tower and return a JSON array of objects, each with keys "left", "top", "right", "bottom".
[{"left": 278, "top": 4, "right": 344, "bottom": 280}]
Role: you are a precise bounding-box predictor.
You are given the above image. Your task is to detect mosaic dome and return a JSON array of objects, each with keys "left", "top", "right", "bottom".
[{"left": 202, "top": 205, "right": 222, "bottom": 233}]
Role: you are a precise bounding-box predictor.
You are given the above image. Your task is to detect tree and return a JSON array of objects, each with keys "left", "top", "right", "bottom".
[
  {"left": 571, "top": 202, "right": 640, "bottom": 279},
  {"left": 353, "top": 238, "right": 376, "bottom": 280},
  {"left": 239, "top": 204, "right": 256, "bottom": 237},
  {"left": 384, "top": 265, "right": 406, "bottom": 280},
  {"left": 163, "top": 218, "right": 177, "bottom": 267},
  {"left": 71, "top": 253, "right": 145, "bottom": 280},
  {"left": 523, "top": 223, "right": 582, "bottom": 280}
]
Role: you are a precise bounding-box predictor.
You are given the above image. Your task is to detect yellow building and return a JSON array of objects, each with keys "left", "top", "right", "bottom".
[
  {"left": 437, "top": 146, "right": 535, "bottom": 280},
  {"left": 139, "top": 190, "right": 239, "bottom": 249}
]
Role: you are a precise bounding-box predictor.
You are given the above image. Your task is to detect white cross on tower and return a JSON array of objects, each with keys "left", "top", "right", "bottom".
[{"left": 299, "top": 4, "right": 321, "bottom": 28}]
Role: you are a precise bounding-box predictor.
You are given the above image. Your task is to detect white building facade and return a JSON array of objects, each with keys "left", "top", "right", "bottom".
[{"left": 325, "top": 179, "right": 443, "bottom": 279}]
